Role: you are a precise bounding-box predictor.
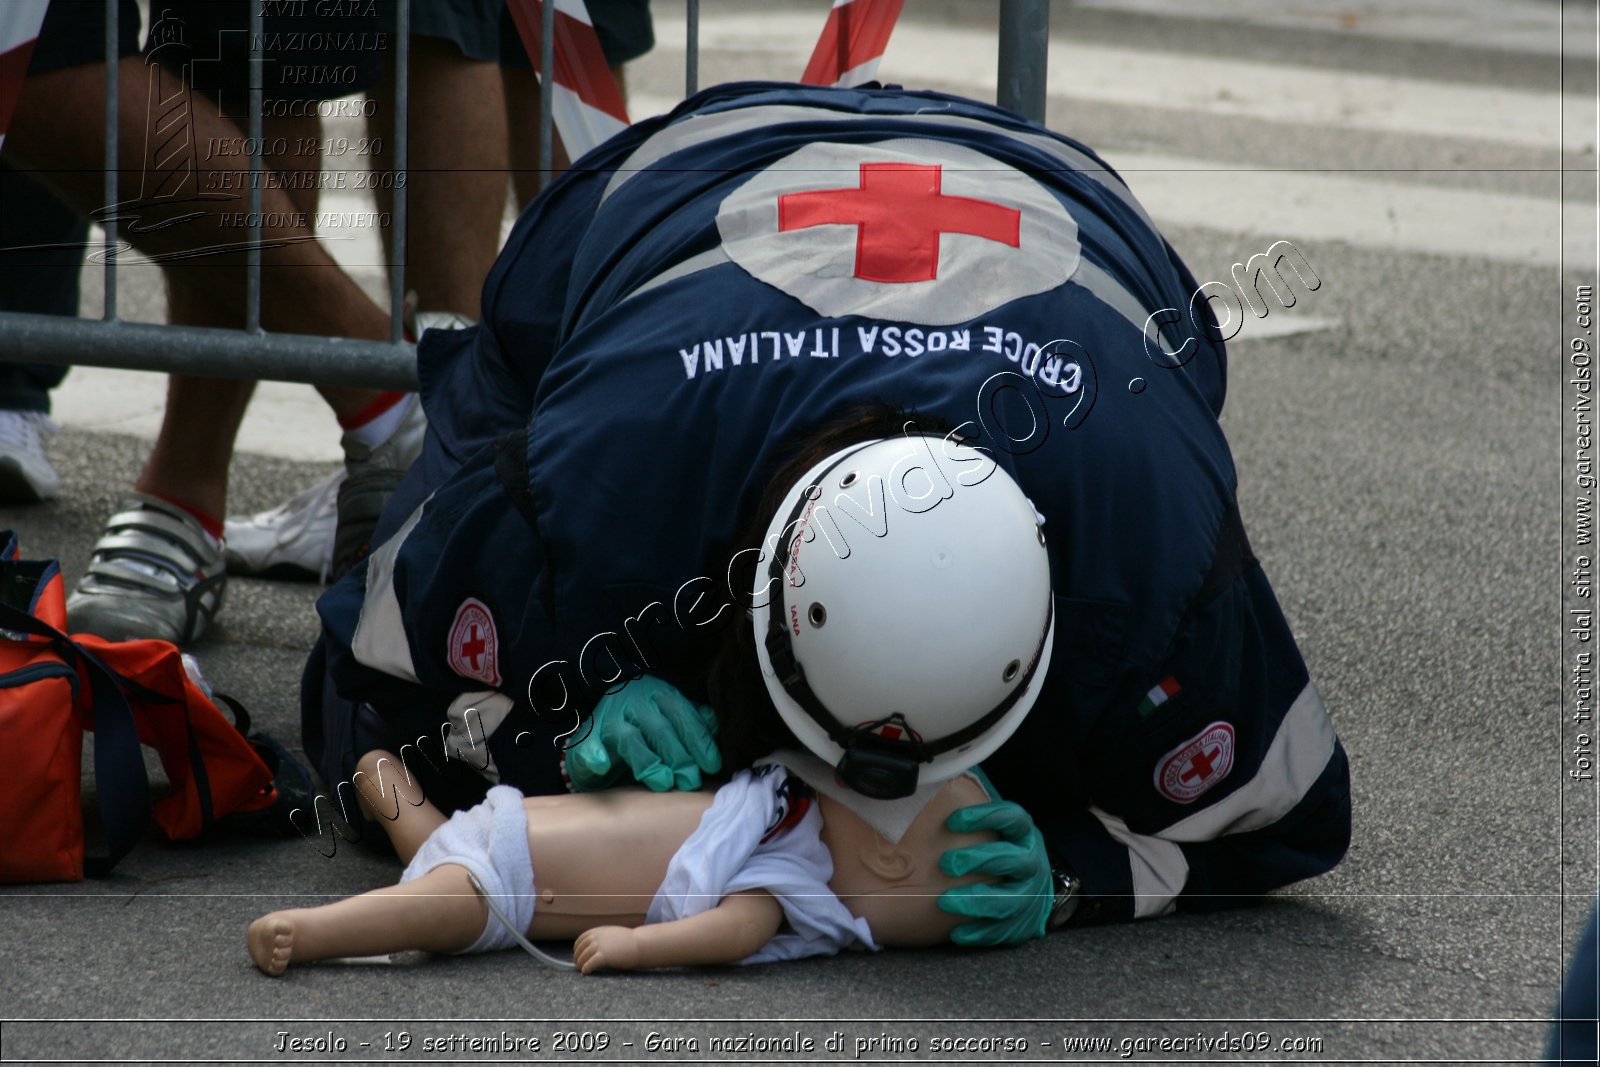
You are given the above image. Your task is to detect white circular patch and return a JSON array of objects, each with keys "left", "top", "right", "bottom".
[
  {"left": 716, "top": 138, "right": 1080, "bottom": 326},
  {"left": 447, "top": 598, "right": 501, "bottom": 687},
  {"left": 1155, "top": 722, "right": 1236, "bottom": 804}
]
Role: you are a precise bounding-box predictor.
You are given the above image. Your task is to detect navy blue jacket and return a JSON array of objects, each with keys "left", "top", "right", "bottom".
[{"left": 310, "top": 82, "right": 1350, "bottom": 922}]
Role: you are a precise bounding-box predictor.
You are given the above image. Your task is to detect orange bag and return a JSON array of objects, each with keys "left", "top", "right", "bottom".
[{"left": 0, "top": 532, "right": 276, "bottom": 882}]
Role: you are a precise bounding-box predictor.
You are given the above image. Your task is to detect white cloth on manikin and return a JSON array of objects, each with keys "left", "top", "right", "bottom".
[
  {"left": 767, "top": 748, "right": 986, "bottom": 844},
  {"left": 647, "top": 763, "right": 878, "bottom": 964},
  {"left": 400, "top": 784, "right": 534, "bottom": 954}
]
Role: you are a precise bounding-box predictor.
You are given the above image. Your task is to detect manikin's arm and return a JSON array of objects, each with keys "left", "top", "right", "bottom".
[{"left": 572, "top": 890, "right": 784, "bottom": 974}]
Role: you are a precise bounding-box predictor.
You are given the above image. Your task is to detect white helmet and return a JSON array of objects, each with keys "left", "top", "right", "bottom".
[{"left": 750, "top": 434, "right": 1055, "bottom": 799}]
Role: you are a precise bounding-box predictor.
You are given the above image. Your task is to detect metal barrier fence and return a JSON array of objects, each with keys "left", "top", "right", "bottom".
[{"left": 0, "top": 0, "right": 1049, "bottom": 391}]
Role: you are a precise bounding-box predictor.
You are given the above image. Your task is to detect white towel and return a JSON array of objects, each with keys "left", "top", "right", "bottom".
[
  {"left": 769, "top": 748, "right": 987, "bottom": 844},
  {"left": 648, "top": 766, "right": 878, "bottom": 964},
  {"left": 400, "top": 785, "right": 535, "bottom": 954}
]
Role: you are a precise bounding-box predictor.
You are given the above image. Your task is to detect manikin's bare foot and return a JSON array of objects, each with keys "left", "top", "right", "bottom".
[{"left": 248, "top": 913, "right": 297, "bottom": 976}]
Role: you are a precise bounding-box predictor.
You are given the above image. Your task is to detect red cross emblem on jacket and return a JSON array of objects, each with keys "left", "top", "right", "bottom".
[
  {"left": 778, "top": 162, "right": 1021, "bottom": 283},
  {"left": 716, "top": 137, "right": 1080, "bottom": 326},
  {"left": 1156, "top": 722, "right": 1236, "bottom": 803}
]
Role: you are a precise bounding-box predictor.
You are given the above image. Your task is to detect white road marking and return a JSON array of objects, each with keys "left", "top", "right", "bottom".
[
  {"left": 654, "top": 15, "right": 1595, "bottom": 152},
  {"left": 52, "top": 367, "right": 347, "bottom": 463},
  {"left": 1228, "top": 315, "right": 1343, "bottom": 344},
  {"left": 1070, "top": 0, "right": 1598, "bottom": 60},
  {"left": 1103, "top": 151, "right": 1596, "bottom": 269}
]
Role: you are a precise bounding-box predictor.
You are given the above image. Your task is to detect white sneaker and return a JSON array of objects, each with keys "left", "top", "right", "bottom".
[
  {"left": 0, "top": 410, "right": 61, "bottom": 503},
  {"left": 224, "top": 393, "right": 429, "bottom": 583},
  {"left": 223, "top": 468, "right": 343, "bottom": 583},
  {"left": 404, "top": 289, "right": 476, "bottom": 340}
]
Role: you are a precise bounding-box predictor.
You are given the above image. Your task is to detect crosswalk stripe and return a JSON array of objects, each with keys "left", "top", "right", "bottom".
[
  {"left": 1071, "top": 0, "right": 1598, "bottom": 60},
  {"left": 1032, "top": 42, "right": 1592, "bottom": 153},
  {"left": 656, "top": 13, "right": 1594, "bottom": 152},
  {"left": 1105, "top": 151, "right": 1596, "bottom": 268}
]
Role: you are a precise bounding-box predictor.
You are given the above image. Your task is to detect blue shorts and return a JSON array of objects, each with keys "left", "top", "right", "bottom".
[
  {"left": 28, "top": 0, "right": 393, "bottom": 109},
  {"left": 25, "top": 0, "right": 141, "bottom": 76},
  {"left": 412, "top": 0, "right": 653, "bottom": 68}
]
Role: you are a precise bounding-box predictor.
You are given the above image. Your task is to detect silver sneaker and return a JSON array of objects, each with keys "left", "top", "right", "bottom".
[
  {"left": 67, "top": 492, "right": 227, "bottom": 645},
  {"left": 331, "top": 392, "right": 428, "bottom": 579},
  {"left": 223, "top": 468, "right": 343, "bottom": 582},
  {"left": 0, "top": 410, "right": 61, "bottom": 503}
]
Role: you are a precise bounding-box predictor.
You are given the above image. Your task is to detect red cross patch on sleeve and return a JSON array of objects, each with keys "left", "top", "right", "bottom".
[
  {"left": 447, "top": 598, "right": 502, "bottom": 687},
  {"left": 1155, "top": 722, "right": 1235, "bottom": 803}
]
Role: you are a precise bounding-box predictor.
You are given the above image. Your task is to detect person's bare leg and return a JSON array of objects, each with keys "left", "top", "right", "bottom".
[
  {"left": 504, "top": 65, "right": 627, "bottom": 209},
  {"left": 4, "top": 58, "right": 389, "bottom": 422},
  {"left": 132, "top": 379, "right": 255, "bottom": 516},
  {"left": 503, "top": 67, "right": 570, "bottom": 210},
  {"left": 370, "top": 37, "right": 508, "bottom": 318},
  {"left": 145, "top": 115, "right": 323, "bottom": 515},
  {"left": 248, "top": 863, "right": 486, "bottom": 976}
]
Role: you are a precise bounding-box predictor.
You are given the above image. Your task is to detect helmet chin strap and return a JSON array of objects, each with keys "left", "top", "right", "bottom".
[{"left": 763, "top": 589, "right": 1053, "bottom": 799}]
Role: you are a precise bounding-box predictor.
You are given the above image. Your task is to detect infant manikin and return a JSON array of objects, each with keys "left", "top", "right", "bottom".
[{"left": 248, "top": 749, "right": 997, "bottom": 974}]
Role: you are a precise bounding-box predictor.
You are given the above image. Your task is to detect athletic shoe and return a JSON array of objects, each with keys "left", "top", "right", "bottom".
[
  {"left": 66, "top": 492, "right": 227, "bottom": 645},
  {"left": 223, "top": 299, "right": 469, "bottom": 583},
  {"left": 0, "top": 410, "right": 61, "bottom": 503},
  {"left": 331, "top": 392, "right": 428, "bottom": 580},
  {"left": 223, "top": 468, "right": 343, "bottom": 582},
  {"left": 413, "top": 308, "right": 475, "bottom": 335}
]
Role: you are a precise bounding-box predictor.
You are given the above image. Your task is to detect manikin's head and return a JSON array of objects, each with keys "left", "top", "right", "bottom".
[
  {"left": 818, "top": 771, "right": 998, "bottom": 947},
  {"left": 731, "top": 408, "right": 1053, "bottom": 800}
]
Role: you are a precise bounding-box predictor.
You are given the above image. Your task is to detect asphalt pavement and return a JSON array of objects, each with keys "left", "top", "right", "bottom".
[{"left": 1, "top": 1, "right": 1595, "bottom": 1063}]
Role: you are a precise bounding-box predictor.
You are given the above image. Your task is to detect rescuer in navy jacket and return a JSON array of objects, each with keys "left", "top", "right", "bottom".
[{"left": 305, "top": 82, "right": 1351, "bottom": 929}]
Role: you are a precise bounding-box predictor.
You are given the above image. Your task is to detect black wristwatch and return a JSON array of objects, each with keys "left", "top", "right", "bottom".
[{"left": 1047, "top": 860, "right": 1082, "bottom": 929}]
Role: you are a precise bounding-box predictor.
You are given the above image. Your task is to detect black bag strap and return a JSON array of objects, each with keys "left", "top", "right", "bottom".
[
  {"left": 0, "top": 602, "right": 151, "bottom": 877},
  {"left": 492, "top": 426, "right": 557, "bottom": 617},
  {"left": 1183, "top": 495, "right": 1258, "bottom": 623},
  {"left": 492, "top": 427, "right": 543, "bottom": 535},
  {"left": 211, "top": 692, "right": 252, "bottom": 739}
]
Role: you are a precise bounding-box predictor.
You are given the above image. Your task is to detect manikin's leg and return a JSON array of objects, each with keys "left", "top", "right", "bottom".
[
  {"left": 248, "top": 750, "right": 485, "bottom": 976},
  {"left": 248, "top": 864, "right": 488, "bottom": 976},
  {"left": 350, "top": 748, "right": 445, "bottom": 864}
]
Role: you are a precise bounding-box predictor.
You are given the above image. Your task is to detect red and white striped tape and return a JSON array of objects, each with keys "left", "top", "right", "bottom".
[
  {"left": 503, "top": 0, "right": 630, "bottom": 162},
  {"left": 505, "top": 0, "right": 906, "bottom": 160},
  {"left": 0, "top": 0, "right": 50, "bottom": 151},
  {"left": 801, "top": 0, "right": 905, "bottom": 89}
]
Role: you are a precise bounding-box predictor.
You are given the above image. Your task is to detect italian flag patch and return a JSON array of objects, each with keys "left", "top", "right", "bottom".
[{"left": 1138, "top": 677, "right": 1182, "bottom": 717}]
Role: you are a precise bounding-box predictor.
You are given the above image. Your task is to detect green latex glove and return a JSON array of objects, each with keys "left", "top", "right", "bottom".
[
  {"left": 564, "top": 676, "right": 721, "bottom": 792},
  {"left": 937, "top": 799, "right": 1052, "bottom": 946}
]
